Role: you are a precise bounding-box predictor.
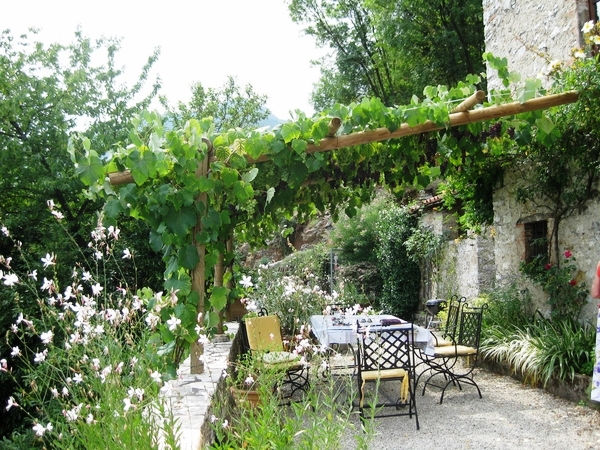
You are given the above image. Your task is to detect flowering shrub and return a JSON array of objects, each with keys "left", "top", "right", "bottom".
[
  {"left": 520, "top": 250, "right": 588, "bottom": 321},
  {"left": 0, "top": 216, "right": 180, "bottom": 448},
  {"left": 242, "top": 264, "right": 336, "bottom": 336}
]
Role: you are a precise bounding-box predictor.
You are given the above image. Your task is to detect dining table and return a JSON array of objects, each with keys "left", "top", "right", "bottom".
[{"left": 310, "top": 313, "right": 436, "bottom": 356}]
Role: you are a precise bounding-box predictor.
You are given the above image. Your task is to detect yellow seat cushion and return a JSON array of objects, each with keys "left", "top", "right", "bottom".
[
  {"left": 433, "top": 345, "right": 477, "bottom": 357},
  {"left": 262, "top": 351, "right": 299, "bottom": 365},
  {"left": 360, "top": 368, "right": 410, "bottom": 406},
  {"left": 361, "top": 368, "right": 407, "bottom": 380}
]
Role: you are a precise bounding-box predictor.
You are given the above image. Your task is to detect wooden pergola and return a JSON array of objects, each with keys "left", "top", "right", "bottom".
[
  {"left": 108, "top": 90, "right": 579, "bottom": 373},
  {"left": 108, "top": 90, "right": 579, "bottom": 185}
]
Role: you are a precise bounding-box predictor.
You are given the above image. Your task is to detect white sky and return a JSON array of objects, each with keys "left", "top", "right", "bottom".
[{"left": 1, "top": 0, "right": 325, "bottom": 119}]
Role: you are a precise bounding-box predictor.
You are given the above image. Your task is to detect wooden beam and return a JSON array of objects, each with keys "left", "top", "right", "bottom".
[
  {"left": 108, "top": 91, "right": 579, "bottom": 183},
  {"left": 450, "top": 90, "right": 486, "bottom": 113},
  {"left": 327, "top": 117, "right": 342, "bottom": 137}
]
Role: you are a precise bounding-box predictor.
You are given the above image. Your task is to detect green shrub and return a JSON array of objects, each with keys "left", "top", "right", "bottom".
[
  {"left": 374, "top": 205, "right": 420, "bottom": 320},
  {"left": 481, "top": 316, "right": 595, "bottom": 385}
]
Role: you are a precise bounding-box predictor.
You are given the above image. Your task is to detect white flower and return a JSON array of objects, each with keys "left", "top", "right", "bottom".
[
  {"left": 94, "top": 251, "right": 103, "bottom": 260},
  {"left": 3, "top": 273, "right": 18, "bottom": 286},
  {"left": 582, "top": 20, "right": 595, "bottom": 34},
  {"left": 82, "top": 271, "right": 92, "bottom": 281},
  {"left": 51, "top": 210, "right": 64, "bottom": 220},
  {"left": 210, "top": 414, "right": 218, "bottom": 423},
  {"left": 166, "top": 315, "right": 181, "bottom": 331},
  {"left": 41, "top": 253, "right": 56, "bottom": 268},
  {"left": 6, "top": 396, "right": 18, "bottom": 411},
  {"left": 28, "top": 270, "right": 38, "bottom": 281},
  {"left": 244, "top": 375, "right": 255, "bottom": 386},
  {"left": 122, "top": 248, "right": 132, "bottom": 259},
  {"left": 32, "top": 423, "right": 47, "bottom": 436},
  {"left": 240, "top": 275, "right": 253, "bottom": 288},
  {"left": 91, "top": 283, "right": 103, "bottom": 296},
  {"left": 41, "top": 277, "right": 54, "bottom": 292},
  {"left": 592, "top": 35, "right": 600, "bottom": 45},
  {"left": 40, "top": 330, "right": 54, "bottom": 345},
  {"left": 222, "top": 419, "right": 229, "bottom": 429},
  {"left": 160, "top": 382, "right": 174, "bottom": 396},
  {"left": 86, "top": 413, "right": 94, "bottom": 424},
  {"left": 51, "top": 388, "right": 59, "bottom": 398},
  {"left": 34, "top": 351, "right": 47, "bottom": 363},
  {"left": 1, "top": 226, "right": 8, "bottom": 236},
  {"left": 150, "top": 371, "right": 162, "bottom": 383},
  {"left": 123, "top": 398, "right": 132, "bottom": 412},
  {"left": 574, "top": 49, "right": 586, "bottom": 59},
  {"left": 10, "top": 346, "right": 20, "bottom": 357},
  {"left": 73, "top": 373, "right": 83, "bottom": 384},
  {"left": 145, "top": 312, "right": 159, "bottom": 329}
]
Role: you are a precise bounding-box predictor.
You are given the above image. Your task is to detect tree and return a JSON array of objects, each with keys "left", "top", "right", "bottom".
[
  {"left": 164, "top": 76, "right": 270, "bottom": 132},
  {"left": 287, "top": 0, "right": 485, "bottom": 109},
  {"left": 0, "top": 28, "right": 162, "bottom": 287}
]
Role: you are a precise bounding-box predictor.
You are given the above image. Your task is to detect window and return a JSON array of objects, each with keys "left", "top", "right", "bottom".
[
  {"left": 589, "top": 0, "right": 599, "bottom": 22},
  {"left": 524, "top": 220, "right": 548, "bottom": 263}
]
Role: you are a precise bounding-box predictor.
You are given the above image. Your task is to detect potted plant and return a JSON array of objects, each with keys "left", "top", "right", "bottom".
[{"left": 228, "top": 352, "right": 263, "bottom": 408}]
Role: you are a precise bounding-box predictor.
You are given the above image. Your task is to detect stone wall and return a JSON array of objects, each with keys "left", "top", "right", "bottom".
[
  {"left": 483, "top": 0, "right": 589, "bottom": 91},
  {"left": 492, "top": 168, "right": 600, "bottom": 320}
]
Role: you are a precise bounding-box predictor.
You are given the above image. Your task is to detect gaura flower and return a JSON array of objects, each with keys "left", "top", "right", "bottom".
[
  {"left": 240, "top": 275, "right": 254, "bottom": 288},
  {"left": 166, "top": 315, "right": 181, "bottom": 331},
  {"left": 41, "top": 253, "right": 56, "bottom": 268},
  {"left": 40, "top": 330, "right": 54, "bottom": 345},
  {"left": 6, "top": 396, "right": 18, "bottom": 411}
]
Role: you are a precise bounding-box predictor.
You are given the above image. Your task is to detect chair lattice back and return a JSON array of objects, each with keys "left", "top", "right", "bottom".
[
  {"left": 457, "top": 304, "right": 486, "bottom": 349},
  {"left": 357, "top": 325, "right": 413, "bottom": 372},
  {"left": 441, "top": 295, "right": 466, "bottom": 341}
]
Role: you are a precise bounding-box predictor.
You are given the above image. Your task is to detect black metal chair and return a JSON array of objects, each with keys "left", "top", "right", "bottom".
[
  {"left": 431, "top": 295, "right": 466, "bottom": 347},
  {"left": 354, "top": 321, "right": 419, "bottom": 430},
  {"left": 419, "top": 304, "right": 487, "bottom": 404}
]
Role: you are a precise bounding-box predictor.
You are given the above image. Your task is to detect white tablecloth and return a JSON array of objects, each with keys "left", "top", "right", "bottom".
[{"left": 310, "top": 314, "right": 435, "bottom": 356}]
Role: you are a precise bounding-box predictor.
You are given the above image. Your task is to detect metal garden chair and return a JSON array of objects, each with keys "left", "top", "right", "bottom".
[{"left": 354, "top": 321, "right": 420, "bottom": 430}]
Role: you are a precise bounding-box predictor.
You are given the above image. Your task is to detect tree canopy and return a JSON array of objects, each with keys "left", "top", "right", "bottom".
[
  {"left": 0, "top": 28, "right": 162, "bottom": 288},
  {"left": 287, "top": 0, "right": 485, "bottom": 110}
]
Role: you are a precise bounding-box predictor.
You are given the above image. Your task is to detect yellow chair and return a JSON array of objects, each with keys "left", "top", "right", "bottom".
[
  {"left": 245, "top": 315, "right": 310, "bottom": 399},
  {"left": 355, "top": 322, "right": 419, "bottom": 430}
]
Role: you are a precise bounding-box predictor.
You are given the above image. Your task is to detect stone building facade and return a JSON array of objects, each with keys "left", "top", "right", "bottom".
[{"left": 430, "top": 0, "right": 600, "bottom": 320}]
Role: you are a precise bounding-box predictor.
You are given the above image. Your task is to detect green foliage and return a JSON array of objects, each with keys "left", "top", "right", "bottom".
[
  {"left": 374, "top": 205, "right": 420, "bottom": 319},
  {"left": 0, "top": 221, "right": 179, "bottom": 447},
  {"left": 288, "top": 0, "right": 485, "bottom": 109},
  {"left": 164, "top": 75, "right": 270, "bottom": 132},
  {"left": 477, "top": 281, "right": 534, "bottom": 333},
  {"left": 209, "top": 351, "right": 364, "bottom": 449},
  {"left": 520, "top": 251, "right": 588, "bottom": 321},
  {"left": 481, "top": 316, "right": 596, "bottom": 386},
  {"left": 0, "top": 27, "right": 163, "bottom": 293}
]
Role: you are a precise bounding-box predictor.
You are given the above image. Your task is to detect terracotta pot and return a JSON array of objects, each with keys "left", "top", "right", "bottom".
[{"left": 230, "top": 386, "right": 261, "bottom": 408}]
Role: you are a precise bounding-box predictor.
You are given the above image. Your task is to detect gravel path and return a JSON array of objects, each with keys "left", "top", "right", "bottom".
[{"left": 340, "top": 368, "right": 600, "bottom": 449}]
